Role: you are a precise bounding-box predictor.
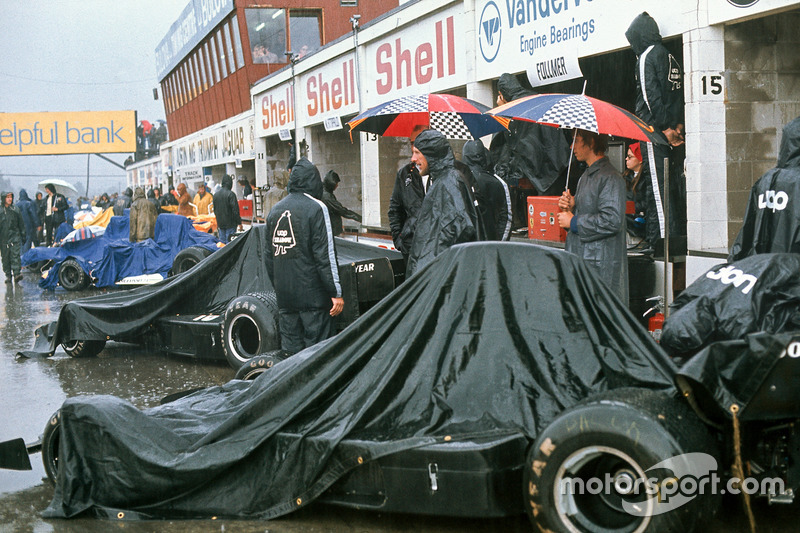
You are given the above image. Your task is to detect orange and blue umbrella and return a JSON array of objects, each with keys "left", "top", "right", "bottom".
[
  {"left": 488, "top": 93, "right": 666, "bottom": 145},
  {"left": 348, "top": 93, "right": 508, "bottom": 140}
]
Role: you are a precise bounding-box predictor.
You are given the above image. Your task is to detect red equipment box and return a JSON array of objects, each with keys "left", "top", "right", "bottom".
[
  {"left": 238, "top": 199, "right": 253, "bottom": 221},
  {"left": 527, "top": 196, "right": 567, "bottom": 242}
]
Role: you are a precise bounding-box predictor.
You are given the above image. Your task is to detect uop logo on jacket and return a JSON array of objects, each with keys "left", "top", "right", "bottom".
[
  {"left": 758, "top": 190, "right": 789, "bottom": 212},
  {"left": 706, "top": 265, "right": 757, "bottom": 294},
  {"left": 272, "top": 210, "right": 296, "bottom": 255}
]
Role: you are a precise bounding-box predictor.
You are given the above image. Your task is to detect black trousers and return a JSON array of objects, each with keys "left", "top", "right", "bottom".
[{"left": 278, "top": 308, "right": 334, "bottom": 355}]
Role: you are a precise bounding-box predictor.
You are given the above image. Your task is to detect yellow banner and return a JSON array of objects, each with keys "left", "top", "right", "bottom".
[{"left": 0, "top": 111, "right": 136, "bottom": 156}]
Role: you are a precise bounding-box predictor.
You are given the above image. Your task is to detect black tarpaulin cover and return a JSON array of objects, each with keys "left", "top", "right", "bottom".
[
  {"left": 660, "top": 253, "right": 800, "bottom": 357},
  {"left": 21, "top": 226, "right": 399, "bottom": 358},
  {"left": 43, "top": 242, "right": 675, "bottom": 520},
  {"left": 676, "top": 332, "right": 795, "bottom": 422}
]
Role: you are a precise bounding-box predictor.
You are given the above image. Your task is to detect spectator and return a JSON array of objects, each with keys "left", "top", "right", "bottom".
[
  {"left": 0, "top": 191, "right": 25, "bottom": 283},
  {"left": 147, "top": 189, "right": 162, "bottom": 213},
  {"left": 462, "top": 140, "right": 512, "bottom": 241},
  {"left": 625, "top": 11, "right": 686, "bottom": 257},
  {"left": 406, "top": 129, "right": 477, "bottom": 275},
  {"left": 129, "top": 187, "right": 158, "bottom": 243},
  {"left": 16, "top": 188, "right": 41, "bottom": 252},
  {"left": 388, "top": 125, "right": 428, "bottom": 265},
  {"left": 43, "top": 183, "right": 67, "bottom": 246},
  {"left": 265, "top": 158, "right": 343, "bottom": 355},
  {"left": 162, "top": 186, "right": 178, "bottom": 207},
  {"left": 238, "top": 176, "right": 253, "bottom": 199},
  {"left": 176, "top": 183, "right": 193, "bottom": 216},
  {"left": 624, "top": 142, "right": 647, "bottom": 245},
  {"left": 35, "top": 191, "right": 45, "bottom": 243},
  {"left": 321, "top": 171, "right": 362, "bottom": 236},
  {"left": 213, "top": 175, "right": 243, "bottom": 243},
  {"left": 557, "top": 129, "right": 628, "bottom": 303},
  {"left": 193, "top": 183, "right": 214, "bottom": 215},
  {"left": 113, "top": 187, "right": 133, "bottom": 216},
  {"left": 264, "top": 171, "right": 289, "bottom": 214}
]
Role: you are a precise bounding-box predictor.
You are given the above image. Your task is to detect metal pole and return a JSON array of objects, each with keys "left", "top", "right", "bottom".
[
  {"left": 85, "top": 154, "right": 91, "bottom": 197},
  {"left": 663, "top": 156, "right": 670, "bottom": 319}
]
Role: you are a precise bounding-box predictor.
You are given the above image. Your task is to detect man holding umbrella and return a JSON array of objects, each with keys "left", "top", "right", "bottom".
[{"left": 557, "top": 130, "right": 628, "bottom": 304}]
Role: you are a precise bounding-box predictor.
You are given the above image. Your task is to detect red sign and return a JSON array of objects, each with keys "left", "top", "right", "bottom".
[
  {"left": 375, "top": 16, "right": 456, "bottom": 95},
  {"left": 260, "top": 86, "right": 294, "bottom": 131}
]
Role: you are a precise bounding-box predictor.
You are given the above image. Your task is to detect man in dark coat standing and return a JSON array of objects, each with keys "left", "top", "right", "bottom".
[
  {"left": 266, "top": 158, "right": 344, "bottom": 355},
  {"left": 43, "top": 183, "right": 67, "bottom": 246},
  {"left": 729, "top": 115, "right": 800, "bottom": 260},
  {"left": 321, "top": 170, "right": 361, "bottom": 236},
  {"left": 407, "top": 129, "right": 477, "bottom": 275},
  {"left": 0, "top": 191, "right": 26, "bottom": 283},
  {"left": 626, "top": 12, "right": 686, "bottom": 257},
  {"left": 16, "top": 188, "right": 41, "bottom": 252},
  {"left": 213, "top": 174, "right": 243, "bottom": 243},
  {"left": 388, "top": 162, "right": 425, "bottom": 265},
  {"left": 462, "top": 140, "right": 512, "bottom": 241},
  {"left": 129, "top": 187, "right": 158, "bottom": 243},
  {"left": 113, "top": 187, "right": 133, "bottom": 216}
]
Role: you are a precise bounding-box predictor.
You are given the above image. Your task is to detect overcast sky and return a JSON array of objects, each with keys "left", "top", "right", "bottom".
[{"left": 0, "top": 0, "right": 188, "bottom": 195}]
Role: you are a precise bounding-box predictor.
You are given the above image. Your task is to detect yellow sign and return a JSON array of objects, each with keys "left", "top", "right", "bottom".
[{"left": 0, "top": 111, "right": 136, "bottom": 156}]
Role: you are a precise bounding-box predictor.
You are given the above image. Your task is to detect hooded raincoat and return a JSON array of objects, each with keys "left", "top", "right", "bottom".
[
  {"left": 388, "top": 163, "right": 425, "bottom": 257},
  {"left": 16, "top": 188, "right": 40, "bottom": 251},
  {"left": 213, "top": 175, "right": 242, "bottom": 231},
  {"left": 462, "top": 140, "right": 512, "bottom": 241},
  {"left": 565, "top": 157, "right": 629, "bottom": 304},
  {"left": 0, "top": 191, "right": 25, "bottom": 279},
  {"left": 113, "top": 187, "right": 133, "bottom": 216},
  {"left": 322, "top": 171, "right": 362, "bottom": 236},
  {"left": 407, "top": 130, "right": 477, "bottom": 274},
  {"left": 265, "top": 158, "right": 341, "bottom": 312},
  {"left": 489, "top": 73, "right": 571, "bottom": 194},
  {"left": 129, "top": 187, "right": 158, "bottom": 242},
  {"left": 729, "top": 116, "right": 800, "bottom": 260}
]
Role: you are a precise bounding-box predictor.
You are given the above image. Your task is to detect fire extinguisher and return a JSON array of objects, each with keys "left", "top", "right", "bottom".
[{"left": 643, "top": 296, "right": 665, "bottom": 342}]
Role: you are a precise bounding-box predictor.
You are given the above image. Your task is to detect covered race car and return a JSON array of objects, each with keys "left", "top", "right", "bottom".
[
  {"left": 9, "top": 241, "right": 751, "bottom": 533},
  {"left": 21, "top": 225, "right": 404, "bottom": 369},
  {"left": 22, "top": 214, "right": 219, "bottom": 290}
]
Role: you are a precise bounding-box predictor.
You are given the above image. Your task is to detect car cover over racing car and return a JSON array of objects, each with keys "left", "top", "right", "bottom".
[
  {"left": 660, "top": 253, "right": 800, "bottom": 357},
  {"left": 22, "top": 214, "right": 218, "bottom": 289},
  {"left": 41, "top": 242, "right": 675, "bottom": 520}
]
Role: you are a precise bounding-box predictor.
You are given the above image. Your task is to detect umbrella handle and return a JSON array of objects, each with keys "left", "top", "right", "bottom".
[{"left": 562, "top": 134, "right": 577, "bottom": 210}]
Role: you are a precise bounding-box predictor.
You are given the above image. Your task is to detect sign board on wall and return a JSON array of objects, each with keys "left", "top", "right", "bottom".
[
  {"left": 301, "top": 54, "right": 359, "bottom": 126},
  {"left": 474, "top": 0, "right": 693, "bottom": 83},
  {"left": 0, "top": 111, "right": 136, "bottom": 156},
  {"left": 256, "top": 85, "right": 295, "bottom": 138},
  {"left": 155, "top": 0, "right": 235, "bottom": 81},
  {"left": 708, "top": 0, "right": 800, "bottom": 25},
  {"left": 172, "top": 115, "right": 255, "bottom": 171},
  {"left": 362, "top": 4, "right": 467, "bottom": 108}
]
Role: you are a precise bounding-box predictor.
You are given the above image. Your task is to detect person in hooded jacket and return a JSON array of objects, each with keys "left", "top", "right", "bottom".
[
  {"left": 213, "top": 175, "right": 243, "bottom": 243},
  {"left": 129, "top": 187, "right": 158, "bottom": 243},
  {"left": 557, "top": 129, "right": 628, "bottom": 304},
  {"left": 16, "top": 189, "right": 41, "bottom": 252},
  {"left": 175, "top": 183, "right": 193, "bottom": 216},
  {"left": 321, "top": 170, "right": 362, "bottom": 236},
  {"left": 729, "top": 115, "right": 800, "bottom": 261},
  {"left": 388, "top": 161, "right": 425, "bottom": 265},
  {"left": 462, "top": 140, "right": 512, "bottom": 241},
  {"left": 43, "top": 183, "right": 67, "bottom": 246},
  {"left": 265, "top": 158, "right": 344, "bottom": 355},
  {"left": 0, "top": 191, "right": 26, "bottom": 283},
  {"left": 490, "top": 73, "right": 571, "bottom": 229},
  {"left": 113, "top": 187, "right": 133, "bottom": 216},
  {"left": 625, "top": 12, "right": 686, "bottom": 257},
  {"left": 406, "top": 129, "right": 477, "bottom": 275}
]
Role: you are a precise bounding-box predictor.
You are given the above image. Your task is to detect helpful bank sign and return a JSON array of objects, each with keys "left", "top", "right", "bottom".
[{"left": 0, "top": 111, "right": 136, "bottom": 156}]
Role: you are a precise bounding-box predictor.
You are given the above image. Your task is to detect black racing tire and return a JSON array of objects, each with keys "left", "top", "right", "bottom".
[
  {"left": 221, "top": 292, "right": 281, "bottom": 369},
  {"left": 170, "top": 246, "right": 213, "bottom": 276},
  {"left": 58, "top": 259, "right": 89, "bottom": 291},
  {"left": 42, "top": 410, "right": 61, "bottom": 484},
  {"left": 525, "top": 388, "right": 720, "bottom": 533},
  {"left": 234, "top": 350, "right": 288, "bottom": 380},
  {"left": 61, "top": 339, "right": 106, "bottom": 358}
]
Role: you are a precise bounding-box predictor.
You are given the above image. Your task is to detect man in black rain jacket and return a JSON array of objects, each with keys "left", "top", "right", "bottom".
[
  {"left": 265, "top": 158, "right": 344, "bottom": 354},
  {"left": 388, "top": 162, "right": 425, "bottom": 264},
  {"left": 213, "top": 174, "right": 243, "bottom": 243},
  {"left": 0, "top": 191, "right": 26, "bottom": 283},
  {"left": 462, "top": 140, "right": 512, "bottom": 241},
  {"left": 626, "top": 12, "right": 686, "bottom": 256},
  {"left": 407, "top": 129, "right": 477, "bottom": 275},
  {"left": 16, "top": 188, "right": 41, "bottom": 252},
  {"left": 321, "top": 170, "right": 362, "bottom": 236},
  {"left": 729, "top": 115, "right": 800, "bottom": 260}
]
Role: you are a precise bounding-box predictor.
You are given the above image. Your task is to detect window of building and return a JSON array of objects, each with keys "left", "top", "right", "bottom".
[
  {"left": 289, "top": 10, "right": 322, "bottom": 58},
  {"left": 341, "top": 0, "right": 358, "bottom": 6},
  {"left": 206, "top": 41, "right": 218, "bottom": 85},
  {"left": 245, "top": 8, "right": 286, "bottom": 64},
  {"left": 181, "top": 65, "right": 191, "bottom": 102},
  {"left": 165, "top": 79, "right": 173, "bottom": 113},
  {"left": 231, "top": 15, "right": 246, "bottom": 70},
  {"left": 223, "top": 21, "right": 237, "bottom": 73},
  {"left": 196, "top": 49, "right": 207, "bottom": 91},
  {"left": 191, "top": 53, "right": 202, "bottom": 94},
  {"left": 186, "top": 59, "right": 197, "bottom": 99},
  {"left": 216, "top": 30, "right": 229, "bottom": 78}
]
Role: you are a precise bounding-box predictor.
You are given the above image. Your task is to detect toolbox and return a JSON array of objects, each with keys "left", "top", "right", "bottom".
[
  {"left": 527, "top": 196, "right": 566, "bottom": 242},
  {"left": 320, "top": 433, "right": 527, "bottom": 517}
]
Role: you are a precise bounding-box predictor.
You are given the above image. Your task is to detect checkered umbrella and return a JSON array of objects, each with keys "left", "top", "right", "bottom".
[
  {"left": 347, "top": 94, "right": 508, "bottom": 140},
  {"left": 488, "top": 93, "right": 666, "bottom": 144}
]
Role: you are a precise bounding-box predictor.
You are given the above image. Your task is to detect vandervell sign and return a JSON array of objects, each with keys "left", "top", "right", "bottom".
[{"left": 0, "top": 111, "right": 137, "bottom": 156}]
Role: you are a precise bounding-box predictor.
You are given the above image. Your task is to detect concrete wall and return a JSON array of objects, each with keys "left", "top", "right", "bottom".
[
  {"left": 310, "top": 124, "right": 363, "bottom": 226},
  {"left": 725, "top": 9, "right": 800, "bottom": 247}
]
